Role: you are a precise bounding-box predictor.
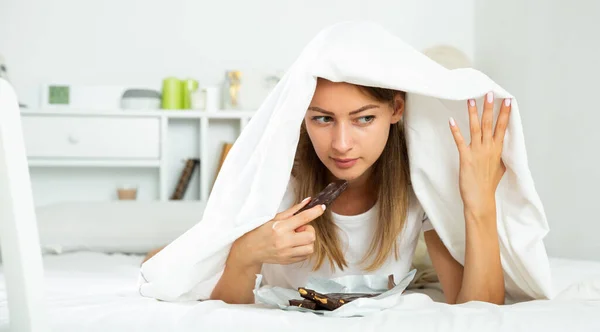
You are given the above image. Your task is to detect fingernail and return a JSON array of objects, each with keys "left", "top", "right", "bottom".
[
  {"left": 302, "top": 197, "right": 311, "bottom": 203},
  {"left": 469, "top": 99, "right": 475, "bottom": 107},
  {"left": 449, "top": 117, "right": 456, "bottom": 127},
  {"left": 321, "top": 204, "right": 326, "bottom": 211},
  {"left": 487, "top": 92, "right": 494, "bottom": 103},
  {"left": 504, "top": 98, "right": 511, "bottom": 107}
]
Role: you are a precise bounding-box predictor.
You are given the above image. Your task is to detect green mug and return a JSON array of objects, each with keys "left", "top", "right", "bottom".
[{"left": 182, "top": 79, "right": 199, "bottom": 109}]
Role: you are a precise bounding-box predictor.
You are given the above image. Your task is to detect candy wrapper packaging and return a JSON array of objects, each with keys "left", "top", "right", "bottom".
[{"left": 253, "top": 269, "right": 417, "bottom": 317}]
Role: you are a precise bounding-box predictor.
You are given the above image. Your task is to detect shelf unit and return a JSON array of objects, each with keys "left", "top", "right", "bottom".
[{"left": 20, "top": 108, "right": 255, "bottom": 205}]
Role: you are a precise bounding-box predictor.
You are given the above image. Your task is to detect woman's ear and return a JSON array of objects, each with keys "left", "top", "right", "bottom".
[{"left": 391, "top": 94, "right": 405, "bottom": 124}]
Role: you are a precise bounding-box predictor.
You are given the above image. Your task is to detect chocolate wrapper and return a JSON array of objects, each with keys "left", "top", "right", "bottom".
[{"left": 253, "top": 269, "right": 416, "bottom": 317}]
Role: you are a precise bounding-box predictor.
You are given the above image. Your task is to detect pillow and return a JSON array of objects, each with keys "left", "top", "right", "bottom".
[{"left": 35, "top": 201, "right": 205, "bottom": 255}]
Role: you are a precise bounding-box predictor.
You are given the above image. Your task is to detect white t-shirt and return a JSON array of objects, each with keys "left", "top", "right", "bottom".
[{"left": 260, "top": 182, "right": 434, "bottom": 289}]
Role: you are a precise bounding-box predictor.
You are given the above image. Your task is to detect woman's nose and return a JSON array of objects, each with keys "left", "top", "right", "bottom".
[{"left": 331, "top": 123, "right": 353, "bottom": 154}]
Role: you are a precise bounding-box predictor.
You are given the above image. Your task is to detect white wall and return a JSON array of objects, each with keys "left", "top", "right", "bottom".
[
  {"left": 0, "top": 0, "right": 475, "bottom": 109},
  {"left": 475, "top": 1, "right": 600, "bottom": 261}
]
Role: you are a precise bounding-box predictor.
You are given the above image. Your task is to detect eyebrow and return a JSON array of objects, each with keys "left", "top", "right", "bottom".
[{"left": 307, "top": 104, "right": 380, "bottom": 115}]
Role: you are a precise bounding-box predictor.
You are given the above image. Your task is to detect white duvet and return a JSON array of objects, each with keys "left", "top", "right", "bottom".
[
  {"left": 140, "top": 20, "right": 553, "bottom": 303},
  {"left": 2, "top": 253, "right": 600, "bottom": 332}
]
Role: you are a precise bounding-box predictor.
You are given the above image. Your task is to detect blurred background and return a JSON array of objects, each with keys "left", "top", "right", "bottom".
[{"left": 0, "top": 0, "right": 598, "bottom": 261}]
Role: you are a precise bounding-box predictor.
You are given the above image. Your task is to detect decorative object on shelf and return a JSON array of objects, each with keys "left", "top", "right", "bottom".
[
  {"left": 171, "top": 158, "right": 200, "bottom": 200},
  {"left": 117, "top": 185, "right": 138, "bottom": 200},
  {"left": 182, "top": 79, "right": 199, "bottom": 109},
  {"left": 264, "top": 70, "right": 283, "bottom": 89},
  {"left": 212, "top": 142, "right": 233, "bottom": 189},
  {"left": 191, "top": 86, "right": 221, "bottom": 111},
  {"left": 161, "top": 77, "right": 183, "bottom": 109},
  {"left": 42, "top": 84, "right": 70, "bottom": 106},
  {"left": 190, "top": 87, "right": 205, "bottom": 110},
  {"left": 120, "top": 89, "right": 161, "bottom": 110},
  {"left": 205, "top": 86, "right": 220, "bottom": 111},
  {"left": 223, "top": 70, "right": 242, "bottom": 109}
]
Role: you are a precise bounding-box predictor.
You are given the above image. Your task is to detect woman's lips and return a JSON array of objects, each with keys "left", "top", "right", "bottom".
[{"left": 332, "top": 158, "right": 358, "bottom": 169}]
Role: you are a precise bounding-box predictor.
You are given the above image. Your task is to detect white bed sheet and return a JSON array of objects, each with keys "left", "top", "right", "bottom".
[{"left": 1, "top": 252, "right": 600, "bottom": 332}]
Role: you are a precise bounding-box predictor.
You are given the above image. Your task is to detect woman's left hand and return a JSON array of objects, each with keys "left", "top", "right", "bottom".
[{"left": 449, "top": 92, "right": 512, "bottom": 216}]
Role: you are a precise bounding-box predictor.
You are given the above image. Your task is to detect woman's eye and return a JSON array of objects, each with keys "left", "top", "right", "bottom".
[
  {"left": 312, "top": 116, "right": 333, "bottom": 124},
  {"left": 356, "top": 116, "right": 375, "bottom": 124}
]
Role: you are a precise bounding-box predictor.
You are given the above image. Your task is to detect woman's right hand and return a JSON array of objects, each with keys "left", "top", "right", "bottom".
[{"left": 230, "top": 197, "right": 325, "bottom": 267}]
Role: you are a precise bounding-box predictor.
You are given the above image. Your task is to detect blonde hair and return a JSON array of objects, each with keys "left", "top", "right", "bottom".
[{"left": 292, "top": 86, "right": 411, "bottom": 272}]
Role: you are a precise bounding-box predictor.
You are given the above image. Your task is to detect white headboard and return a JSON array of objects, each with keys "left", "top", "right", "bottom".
[{"left": 0, "top": 78, "right": 49, "bottom": 331}]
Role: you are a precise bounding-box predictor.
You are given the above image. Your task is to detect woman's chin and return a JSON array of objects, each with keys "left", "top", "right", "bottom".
[{"left": 328, "top": 167, "right": 368, "bottom": 182}]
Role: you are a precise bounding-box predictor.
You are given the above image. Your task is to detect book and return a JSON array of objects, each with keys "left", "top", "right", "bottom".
[
  {"left": 171, "top": 158, "right": 200, "bottom": 200},
  {"left": 212, "top": 142, "right": 234, "bottom": 190}
]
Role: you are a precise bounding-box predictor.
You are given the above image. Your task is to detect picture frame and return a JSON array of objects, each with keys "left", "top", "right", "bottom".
[{"left": 40, "top": 84, "right": 71, "bottom": 108}]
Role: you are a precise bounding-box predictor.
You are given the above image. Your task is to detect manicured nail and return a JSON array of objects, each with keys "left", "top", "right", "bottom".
[
  {"left": 504, "top": 98, "right": 511, "bottom": 107},
  {"left": 321, "top": 204, "right": 326, "bottom": 211},
  {"left": 302, "top": 197, "right": 311, "bottom": 203},
  {"left": 487, "top": 92, "right": 494, "bottom": 103},
  {"left": 469, "top": 99, "right": 475, "bottom": 107},
  {"left": 449, "top": 117, "right": 456, "bottom": 127}
]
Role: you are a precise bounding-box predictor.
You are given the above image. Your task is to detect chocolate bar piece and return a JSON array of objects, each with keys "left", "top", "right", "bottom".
[
  {"left": 288, "top": 299, "right": 318, "bottom": 309},
  {"left": 298, "top": 287, "right": 344, "bottom": 310},
  {"left": 293, "top": 180, "right": 349, "bottom": 216},
  {"left": 294, "top": 288, "right": 378, "bottom": 311}
]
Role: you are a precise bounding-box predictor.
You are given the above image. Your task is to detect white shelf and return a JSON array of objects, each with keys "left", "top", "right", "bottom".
[
  {"left": 21, "top": 107, "right": 254, "bottom": 205},
  {"left": 27, "top": 159, "right": 161, "bottom": 168},
  {"left": 19, "top": 108, "right": 255, "bottom": 119}
]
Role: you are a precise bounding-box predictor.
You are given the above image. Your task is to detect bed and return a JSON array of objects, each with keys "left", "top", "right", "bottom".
[{"left": 1, "top": 252, "right": 600, "bottom": 332}]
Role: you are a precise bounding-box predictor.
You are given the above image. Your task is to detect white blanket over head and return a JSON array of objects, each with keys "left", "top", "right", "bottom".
[{"left": 139, "top": 21, "right": 552, "bottom": 303}]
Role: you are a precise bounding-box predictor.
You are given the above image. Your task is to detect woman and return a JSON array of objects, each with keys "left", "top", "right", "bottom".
[{"left": 209, "top": 77, "right": 510, "bottom": 305}]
